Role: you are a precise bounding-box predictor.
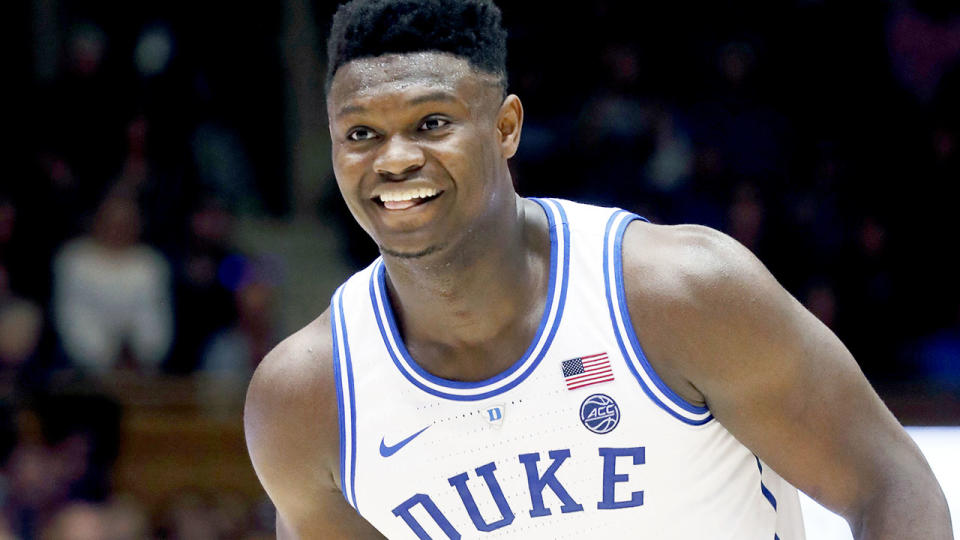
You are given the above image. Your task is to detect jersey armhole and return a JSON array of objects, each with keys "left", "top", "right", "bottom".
[
  {"left": 602, "top": 211, "right": 714, "bottom": 426},
  {"left": 331, "top": 285, "right": 360, "bottom": 510}
]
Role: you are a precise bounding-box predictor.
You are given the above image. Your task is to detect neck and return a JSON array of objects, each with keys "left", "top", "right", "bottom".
[{"left": 380, "top": 195, "right": 550, "bottom": 381}]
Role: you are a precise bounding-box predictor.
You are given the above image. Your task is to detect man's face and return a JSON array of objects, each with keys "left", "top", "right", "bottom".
[{"left": 327, "top": 52, "right": 513, "bottom": 259}]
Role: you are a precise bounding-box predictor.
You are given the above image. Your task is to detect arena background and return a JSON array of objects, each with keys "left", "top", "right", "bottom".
[{"left": 5, "top": 0, "right": 959, "bottom": 537}]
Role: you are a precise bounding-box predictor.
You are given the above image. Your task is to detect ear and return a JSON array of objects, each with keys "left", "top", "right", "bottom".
[{"left": 496, "top": 94, "right": 524, "bottom": 160}]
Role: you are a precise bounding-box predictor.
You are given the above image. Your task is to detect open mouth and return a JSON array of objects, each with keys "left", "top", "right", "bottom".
[{"left": 374, "top": 188, "right": 443, "bottom": 211}]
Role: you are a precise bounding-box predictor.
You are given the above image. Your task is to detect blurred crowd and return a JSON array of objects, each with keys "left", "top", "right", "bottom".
[
  {"left": 502, "top": 0, "right": 960, "bottom": 388},
  {"left": 6, "top": 2, "right": 285, "bottom": 537},
  {"left": 4, "top": 0, "right": 959, "bottom": 538}
]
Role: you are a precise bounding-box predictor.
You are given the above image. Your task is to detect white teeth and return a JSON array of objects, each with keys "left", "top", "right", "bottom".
[{"left": 378, "top": 187, "right": 440, "bottom": 202}]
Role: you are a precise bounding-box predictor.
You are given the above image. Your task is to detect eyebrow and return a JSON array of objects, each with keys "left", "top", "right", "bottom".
[
  {"left": 336, "top": 91, "right": 459, "bottom": 118},
  {"left": 407, "top": 91, "right": 458, "bottom": 107}
]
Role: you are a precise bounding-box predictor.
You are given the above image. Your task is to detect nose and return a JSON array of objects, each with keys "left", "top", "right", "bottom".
[{"left": 373, "top": 135, "right": 425, "bottom": 178}]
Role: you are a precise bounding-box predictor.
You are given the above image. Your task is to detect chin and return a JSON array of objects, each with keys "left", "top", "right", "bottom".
[{"left": 378, "top": 243, "right": 444, "bottom": 260}]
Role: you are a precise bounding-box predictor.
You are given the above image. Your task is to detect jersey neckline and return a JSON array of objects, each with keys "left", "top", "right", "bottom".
[{"left": 367, "top": 197, "right": 571, "bottom": 401}]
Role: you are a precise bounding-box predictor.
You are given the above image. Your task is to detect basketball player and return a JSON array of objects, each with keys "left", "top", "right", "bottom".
[{"left": 244, "top": 0, "right": 953, "bottom": 538}]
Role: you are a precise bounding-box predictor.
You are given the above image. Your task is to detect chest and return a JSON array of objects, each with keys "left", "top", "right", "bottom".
[{"left": 347, "top": 357, "right": 762, "bottom": 540}]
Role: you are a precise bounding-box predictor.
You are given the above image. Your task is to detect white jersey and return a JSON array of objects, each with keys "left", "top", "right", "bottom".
[{"left": 330, "top": 198, "right": 805, "bottom": 539}]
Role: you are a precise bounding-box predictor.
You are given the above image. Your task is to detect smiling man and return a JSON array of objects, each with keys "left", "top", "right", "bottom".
[{"left": 243, "top": 1, "right": 952, "bottom": 538}]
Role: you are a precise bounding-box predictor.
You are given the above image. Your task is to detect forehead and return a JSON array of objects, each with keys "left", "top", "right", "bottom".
[{"left": 327, "top": 52, "right": 498, "bottom": 115}]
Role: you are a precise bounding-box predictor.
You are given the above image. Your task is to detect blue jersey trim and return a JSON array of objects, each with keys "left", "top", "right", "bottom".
[
  {"left": 338, "top": 292, "right": 359, "bottom": 511},
  {"left": 330, "top": 288, "right": 350, "bottom": 508},
  {"left": 761, "top": 483, "right": 778, "bottom": 511},
  {"left": 612, "top": 214, "right": 709, "bottom": 415},
  {"left": 603, "top": 210, "right": 713, "bottom": 425},
  {"left": 540, "top": 198, "right": 571, "bottom": 384},
  {"left": 755, "top": 456, "right": 778, "bottom": 510},
  {"left": 331, "top": 287, "right": 359, "bottom": 510},
  {"left": 368, "top": 198, "right": 569, "bottom": 401}
]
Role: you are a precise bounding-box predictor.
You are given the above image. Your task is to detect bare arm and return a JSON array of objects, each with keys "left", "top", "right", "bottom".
[
  {"left": 622, "top": 222, "right": 952, "bottom": 539},
  {"left": 244, "top": 310, "right": 386, "bottom": 539}
]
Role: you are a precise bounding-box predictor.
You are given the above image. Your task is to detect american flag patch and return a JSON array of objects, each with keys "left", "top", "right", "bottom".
[{"left": 561, "top": 353, "right": 614, "bottom": 390}]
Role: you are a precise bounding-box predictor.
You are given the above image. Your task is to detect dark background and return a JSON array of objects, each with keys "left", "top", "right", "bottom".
[{"left": 3, "top": 0, "right": 958, "bottom": 537}]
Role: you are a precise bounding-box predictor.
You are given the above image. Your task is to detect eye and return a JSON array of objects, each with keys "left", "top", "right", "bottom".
[
  {"left": 347, "top": 127, "right": 377, "bottom": 142},
  {"left": 419, "top": 117, "right": 450, "bottom": 131}
]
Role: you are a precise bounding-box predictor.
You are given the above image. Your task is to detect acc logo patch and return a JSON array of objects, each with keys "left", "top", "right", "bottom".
[{"left": 580, "top": 393, "right": 620, "bottom": 434}]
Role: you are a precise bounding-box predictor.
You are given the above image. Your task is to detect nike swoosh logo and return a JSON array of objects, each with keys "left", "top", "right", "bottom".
[{"left": 379, "top": 425, "right": 431, "bottom": 458}]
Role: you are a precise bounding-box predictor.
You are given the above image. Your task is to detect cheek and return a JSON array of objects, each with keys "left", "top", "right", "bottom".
[
  {"left": 334, "top": 177, "right": 375, "bottom": 237},
  {"left": 436, "top": 132, "right": 494, "bottom": 181},
  {"left": 331, "top": 151, "right": 372, "bottom": 219},
  {"left": 332, "top": 148, "right": 371, "bottom": 194},
  {"left": 333, "top": 147, "right": 363, "bottom": 174}
]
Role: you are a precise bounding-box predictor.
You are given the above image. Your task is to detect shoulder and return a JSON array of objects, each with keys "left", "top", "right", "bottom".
[
  {"left": 619, "top": 221, "right": 795, "bottom": 402},
  {"left": 621, "top": 221, "right": 774, "bottom": 319},
  {"left": 244, "top": 308, "right": 341, "bottom": 513}
]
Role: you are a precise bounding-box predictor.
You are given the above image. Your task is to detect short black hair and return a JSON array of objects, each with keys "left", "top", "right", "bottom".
[{"left": 326, "top": 0, "right": 508, "bottom": 92}]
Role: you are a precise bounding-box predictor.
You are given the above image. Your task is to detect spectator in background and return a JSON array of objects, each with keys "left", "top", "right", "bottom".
[
  {"left": 887, "top": 0, "right": 960, "bottom": 103},
  {"left": 0, "top": 297, "right": 44, "bottom": 391},
  {"left": 802, "top": 279, "right": 839, "bottom": 331},
  {"left": 159, "top": 490, "right": 239, "bottom": 540},
  {"left": 0, "top": 195, "right": 52, "bottom": 304},
  {"left": 3, "top": 443, "right": 70, "bottom": 538},
  {"left": 838, "top": 216, "right": 900, "bottom": 382},
  {"left": 38, "top": 23, "right": 130, "bottom": 216},
  {"left": 197, "top": 257, "right": 277, "bottom": 414},
  {"left": 0, "top": 210, "right": 48, "bottom": 394},
  {"left": 52, "top": 193, "right": 172, "bottom": 372},
  {"left": 575, "top": 44, "right": 656, "bottom": 209},
  {"left": 168, "top": 198, "right": 240, "bottom": 374},
  {"left": 0, "top": 200, "right": 17, "bottom": 290},
  {"left": 40, "top": 497, "right": 149, "bottom": 540},
  {"left": 915, "top": 304, "right": 960, "bottom": 390},
  {"left": 201, "top": 267, "right": 276, "bottom": 377},
  {"left": 0, "top": 394, "right": 119, "bottom": 538},
  {"left": 39, "top": 503, "right": 107, "bottom": 540}
]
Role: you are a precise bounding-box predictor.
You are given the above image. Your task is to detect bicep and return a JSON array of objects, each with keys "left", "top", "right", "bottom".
[
  {"left": 682, "top": 239, "right": 925, "bottom": 518},
  {"left": 705, "top": 290, "right": 906, "bottom": 509}
]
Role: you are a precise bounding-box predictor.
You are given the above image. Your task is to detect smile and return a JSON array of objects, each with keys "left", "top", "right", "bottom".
[{"left": 374, "top": 187, "right": 443, "bottom": 211}]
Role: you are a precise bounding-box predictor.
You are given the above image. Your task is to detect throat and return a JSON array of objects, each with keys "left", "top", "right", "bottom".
[
  {"left": 404, "top": 309, "right": 545, "bottom": 383},
  {"left": 380, "top": 196, "right": 554, "bottom": 383},
  {"left": 385, "top": 256, "right": 550, "bottom": 383}
]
